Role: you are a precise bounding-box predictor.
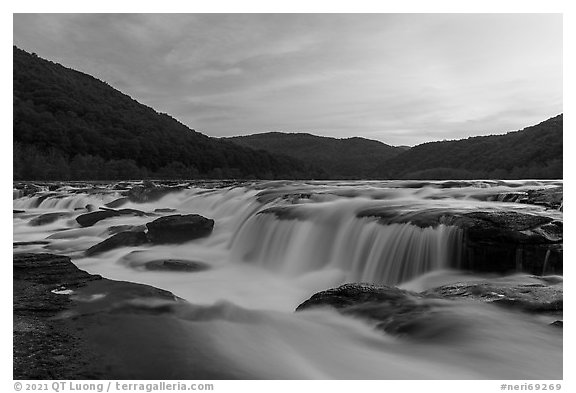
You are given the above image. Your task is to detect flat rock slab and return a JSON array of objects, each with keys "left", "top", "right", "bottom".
[
  {"left": 146, "top": 214, "right": 214, "bottom": 244},
  {"left": 14, "top": 252, "right": 240, "bottom": 379},
  {"left": 297, "top": 279, "right": 563, "bottom": 338},
  {"left": 76, "top": 208, "right": 147, "bottom": 227},
  {"left": 423, "top": 277, "right": 563, "bottom": 313}
]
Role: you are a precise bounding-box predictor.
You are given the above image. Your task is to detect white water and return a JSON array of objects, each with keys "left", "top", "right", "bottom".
[{"left": 13, "top": 180, "right": 563, "bottom": 379}]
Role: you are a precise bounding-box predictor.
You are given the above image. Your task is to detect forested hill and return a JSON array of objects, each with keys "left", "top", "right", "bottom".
[
  {"left": 226, "top": 132, "right": 403, "bottom": 179},
  {"left": 379, "top": 115, "right": 563, "bottom": 179},
  {"left": 13, "top": 46, "right": 322, "bottom": 180}
]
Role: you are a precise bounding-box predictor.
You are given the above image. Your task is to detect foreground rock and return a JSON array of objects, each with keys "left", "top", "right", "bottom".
[
  {"left": 297, "top": 279, "right": 563, "bottom": 338},
  {"left": 146, "top": 214, "right": 214, "bottom": 244},
  {"left": 13, "top": 253, "right": 237, "bottom": 379},
  {"left": 296, "top": 283, "right": 432, "bottom": 337}
]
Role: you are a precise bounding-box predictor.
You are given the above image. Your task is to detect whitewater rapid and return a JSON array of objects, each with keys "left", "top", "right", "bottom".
[{"left": 13, "top": 180, "right": 563, "bottom": 379}]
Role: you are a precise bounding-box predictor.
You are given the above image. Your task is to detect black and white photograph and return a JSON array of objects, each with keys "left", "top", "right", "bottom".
[{"left": 10, "top": 8, "right": 565, "bottom": 386}]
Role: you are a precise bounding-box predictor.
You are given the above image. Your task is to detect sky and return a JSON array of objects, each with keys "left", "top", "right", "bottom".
[{"left": 13, "top": 13, "right": 562, "bottom": 146}]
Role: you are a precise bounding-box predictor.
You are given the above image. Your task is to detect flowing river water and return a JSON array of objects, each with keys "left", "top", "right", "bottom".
[{"left": 13, "top": 180, "right": 563, "bottom": 379}]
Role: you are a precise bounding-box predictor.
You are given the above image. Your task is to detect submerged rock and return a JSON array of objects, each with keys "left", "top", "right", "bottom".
[
  {"left": 124, "top": 181, "right": 187, "bottom": 203},
  {"left": 104, "top": 197, "right": 129, "bottom": 208},
  {"left": 154, "top": 208, "right": 177, "bottom": 213},
  {"left": 29, "top": 212, "right": 73, "bottom": 226},
  {"left": 14, "top": 241, "right": 51, "bottom": 247},
  {"left": 146, "top": 214, "right": 214, "bottom": 244},
  {"left": 85, "top": 231, "right": 148, "bottom": 256},
  {"left": 143, "top": 259, "right": 210, "bottom": 272}
]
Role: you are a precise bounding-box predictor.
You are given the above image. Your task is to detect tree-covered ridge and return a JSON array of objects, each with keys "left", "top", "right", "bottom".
[
  {"left": 13, "top": 46, "right": 321, "bottom": 180},
  {"left": 226, "top": 132, "right": 402, "bottom": 179},
  {"left": 379, "top": 115, "right": 563, "bottom": 179}
]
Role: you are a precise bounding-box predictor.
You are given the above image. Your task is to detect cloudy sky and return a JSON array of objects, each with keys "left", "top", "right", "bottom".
[{"left": 13, "top": 13, "right": 562, "bottom": 146}]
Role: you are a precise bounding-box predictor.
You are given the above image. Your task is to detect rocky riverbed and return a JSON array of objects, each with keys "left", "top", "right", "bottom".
[{"left": 13, "top": 179, "right": 563, "bottom": 379}]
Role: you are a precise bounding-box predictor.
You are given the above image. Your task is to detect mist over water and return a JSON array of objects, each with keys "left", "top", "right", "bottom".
[{"left": 13, "top": 180, "right": 563, "bottom": 379}]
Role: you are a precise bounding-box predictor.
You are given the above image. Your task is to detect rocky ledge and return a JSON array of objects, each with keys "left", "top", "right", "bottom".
[
  {"left": 296, "top": 278, "right": 563, "bottom": 339},
  {"left": 13, "top": 253, "right": 231, "bottom": 379}
]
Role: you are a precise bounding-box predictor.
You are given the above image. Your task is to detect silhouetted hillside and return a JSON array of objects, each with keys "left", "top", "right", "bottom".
[
  {"left": 13, "top": 46, "right": 322, "bottom": 180},
  {"left": 226, "top": 132, "right": 403, "bottom": 179},
  {"left": 379, "top": 115, "right": 563, "bottom": 179}
]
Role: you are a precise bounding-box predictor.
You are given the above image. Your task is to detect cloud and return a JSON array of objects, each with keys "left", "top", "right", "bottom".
[{"left": 13, "top": 14, "right": 562, "bottom": 146}]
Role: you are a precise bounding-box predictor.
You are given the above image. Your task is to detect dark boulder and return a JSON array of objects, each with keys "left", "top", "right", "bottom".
[
  {"left": 146, "top": 214, "right": 214, "bottom": 244},
  {"left": 76, "top": 210, "right": 120, "bottom": 227},
  {"left": 85, "top": 231, "right": 148, "bottom": 256},
  {"left": 296, "top": 283, "right": 434, "bottom": 337},
  {"left": 76, "top": 207, "right": 147, "bottom": 227}
]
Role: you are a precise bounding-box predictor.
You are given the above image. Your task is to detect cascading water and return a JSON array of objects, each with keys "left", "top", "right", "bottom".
[
  {"left": 12, "top": 180, "right": 563, "bottom": 379},
  {"left": 230, "top": 208, "right": 463, "bottom": 285}
]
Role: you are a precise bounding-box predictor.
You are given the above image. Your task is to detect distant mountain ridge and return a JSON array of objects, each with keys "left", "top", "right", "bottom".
[
  {"left": 13, "top": 46, "right": 321, "bottom": 180},
  {"left": 226, "top": 132, "right": 403, "bottom": 179},
  {"left": 380, "top": 115, "right": 562, "bottom": 179},
  {"left": 13, "top": 46, "right": 562, "bottom": 181}
]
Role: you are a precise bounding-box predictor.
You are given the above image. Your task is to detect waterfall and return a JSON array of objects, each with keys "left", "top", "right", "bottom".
[{"left": 230, "top": 211, "right": 463, "bottom": 285}]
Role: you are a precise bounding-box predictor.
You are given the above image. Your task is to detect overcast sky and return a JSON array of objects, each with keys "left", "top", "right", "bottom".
[{"left": 13, "top": 13, "right": 562, "bottom": 146}]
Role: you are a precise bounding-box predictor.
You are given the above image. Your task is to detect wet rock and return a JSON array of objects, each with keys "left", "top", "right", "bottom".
[
  {"left": 76, "top": 207, "right": 147, "bottom": 227},
  {"left": 105, "top": 197, "right": 129, "bottom": 208},
  {"left": 146, "top": 214, "right": 214, "bottom": 244},
  {"left": 13, "top": 183, "right": 43, "bottom": 197},
  {"left": 257, "top": 206, "right": 309, "bottom": 221},
  {"left": 154, "top": 208, "right": 177, "bottom": 213},
  {"left": 13, "top": 252, "right": 201, "bottom": 379},
  {"left": 85, "top": 231, "right": 148, "bottom": 256},
  {"left": 101, "top": 224, "right": 146, "bottom": 237},
  {"left": 143, "top": 259, "right": 210, "bottom": 272},
  {"left": 14, "top": 241, "right": 51, "bottom": 247},
  {"left": 296, "top": 283, "right": 433, "bottom": 336},
  {"left": 525, "top": 187, "right": 563, "bottom": 210},
  {"left": 29, "top": 212, "right": 73, "bottom": 226},
  {"left": 13, "top": 253, "right": 98, "bottom": 287},
  {"left": 124, "top": 181, "right": 187, "bottom": 203},
  {"left": 423, "top": 277, "right": 563, "bottom": 313}
]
